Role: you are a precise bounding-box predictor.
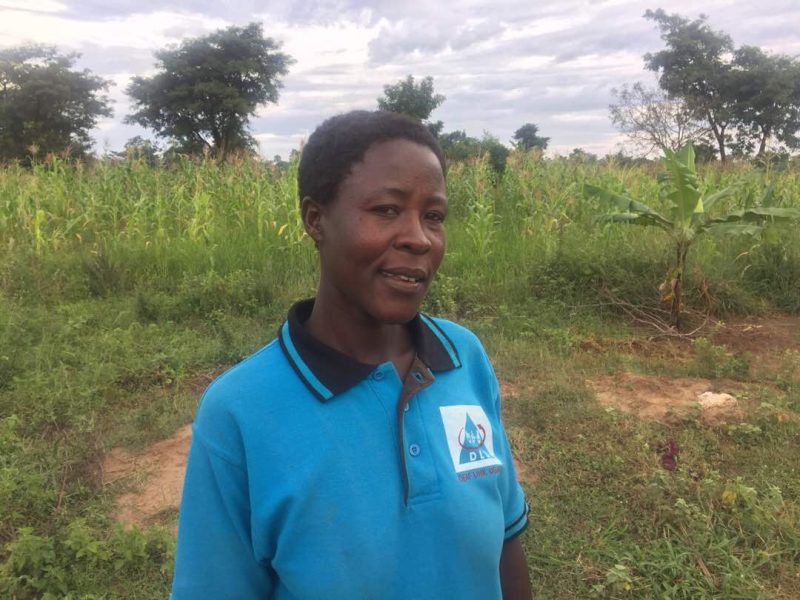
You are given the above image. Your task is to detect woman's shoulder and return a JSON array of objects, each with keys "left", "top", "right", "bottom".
[
  {"left": 420, "top": 313, "right": 491, "bottom": 364},
  {"left": 204, "top": 338, "right": 284, "bottom": 396},
  {"left": 193, "top": 337, "right": 293, "bottom": 426}
]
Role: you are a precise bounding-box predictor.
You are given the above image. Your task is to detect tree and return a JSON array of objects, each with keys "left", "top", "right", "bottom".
[
  {"left": 730, "top": 46, "right": 800, "bottom": 157},
  {"left": 601, "top": 150, "right": 652, "bottom": 168},
  {"left": 0, "top": 44, "right": 111, "bottom": 163},
  {"left": 511, "top": 123, "right": 549, "bottom": 151},
  {"left": 609, "top": 82, "right": 710, "bottom": 155},
  {"left": 112, "top": 136, "right": 161, "bottom": 165},
  {"left": 586, "top": 144, "right": 800, "bottom": 330},
  {"left": 568, "top": 148, "right": 598, "bottom": 163},
  {"left": 478, "top": 132, "right": 509, "bottom": 173},
  {"left": 438, "top": 130, "right": 509, "bottom": 173},
  {"left": 377, "top": 75, "right": 445, "bottom": 135},
  {"left": 440, "top": 130, "right": 480, "bottom": 162},
  {"left": 126, "top": 23, "right": 292, "bottom": 159},
  {"left": 644, "top": 9, "right": 736, "bottom": 162}
]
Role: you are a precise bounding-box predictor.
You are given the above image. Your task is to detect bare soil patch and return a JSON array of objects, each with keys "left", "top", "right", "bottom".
[
  {"left": 588, "top": 372, "right": 743, "bottom": 425},
  {"left": 579, "top": 336, "right": 691, "bottom": 362},
  {"left": 103, "top": 424, "right": 191, "bottom": 529},
  {"left": 100, "top": 371, "right": 220, "bottom": 528},
  {"left": 513, "top": 457, "right": 540, "bottom": 485},
  {"left": 500, "top": 379, "right": 525, "bottom": 400},
  {"left": 578, "top": 315, "right": 799, "bottom": 364},
  {"left": 711, "top": 314, "right": 800, "bottom": 355}
]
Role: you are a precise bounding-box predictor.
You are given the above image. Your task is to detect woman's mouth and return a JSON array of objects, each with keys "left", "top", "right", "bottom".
[{"left": 379, "top": 268, "right": 427, "bottom": 290}]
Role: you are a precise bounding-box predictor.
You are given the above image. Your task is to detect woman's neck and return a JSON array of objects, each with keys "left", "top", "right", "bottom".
[{"left": 303, "top": 295, "right": 415, "bottom": 376}]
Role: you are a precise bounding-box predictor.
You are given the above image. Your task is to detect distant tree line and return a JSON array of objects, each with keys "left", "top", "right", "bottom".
[
  {"left": 0, "top": 23, "right": 551, "bottom": 168},
  {"left": 610, "top": 9, "right": 800, "bottom": 162},
  {"left": 6, "top": 9, "right": 796, "bottom": 167},
  {"left": 0, "top": 23, "right": 292, "bottom": 164},
  {"left": 375, "top": 74, "right": 549, "bottom": 173}
]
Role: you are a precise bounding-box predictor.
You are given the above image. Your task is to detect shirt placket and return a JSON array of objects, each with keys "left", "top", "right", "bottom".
[{"left": 396, "top": 356, "right": 438, "bottom": 505}]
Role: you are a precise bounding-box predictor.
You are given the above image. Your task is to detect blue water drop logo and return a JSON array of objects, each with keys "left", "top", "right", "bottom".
[{"left": 458, "top": 413, "right": 494, "bottom": 464}]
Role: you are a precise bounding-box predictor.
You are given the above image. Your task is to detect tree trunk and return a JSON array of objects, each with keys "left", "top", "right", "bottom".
[
  {"left": 670, "top": 241, "right": 690, "bottom": 330},
  {"left": 756, "top": 125, "right": 770, "bottom": 158},
  {"left": 210, "top": 120, "right": 224, "bottom": 159},
  {"left": 707, "top": 111, "right": 727, "bottom": 163}
]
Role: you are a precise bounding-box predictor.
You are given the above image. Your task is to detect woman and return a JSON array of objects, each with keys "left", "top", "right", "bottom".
[{"left": 171, "top": 110, "right": 532, "bottom": 599}]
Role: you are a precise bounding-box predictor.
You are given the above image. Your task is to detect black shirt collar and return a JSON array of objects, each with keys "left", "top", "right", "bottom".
[{"left": 278, "top": 299, "right": 461, "bottom": 402}]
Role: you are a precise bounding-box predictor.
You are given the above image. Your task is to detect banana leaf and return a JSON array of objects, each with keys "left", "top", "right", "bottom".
[
  {"left": 690, "top": 186, "right": 737, "bottom": 228},
  {"left": 759, "top": 183, "right": 777, "bottom": 207},
  {"left": 597, "top": 212, "right": 673, "bottom": 230},
  {"left": 584, "top": 185, "right": 672, "bottom": 228},
  {"left": 699, "top": 186, "right": 737, "bottom": 214},
  {"left": 708, "top": 223, "right": 766, "bottom": 237},
  {"left": 707, "top": 206, "right": 800, "bottom": 224},
  {"left": 661, "top": 145, "right": 701, "bottom": 226}
]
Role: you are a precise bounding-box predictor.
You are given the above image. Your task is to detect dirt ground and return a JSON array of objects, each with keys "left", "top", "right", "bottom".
[
  {"left": 588, "top": 372, "right": 743, "bottom": 424},
  {"left": 102, "top": 315, "right": 798, "bottom": 528},
  {"left": 711, "top": 314, "right": 800, "bottom": 355},
  {"left": 103, "top": 425, "right": 191, "bottom": 529}
]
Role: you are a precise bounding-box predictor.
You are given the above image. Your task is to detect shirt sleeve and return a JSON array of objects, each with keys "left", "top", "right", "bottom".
[
  {"left": 171, "top": 428, "right": 273, "bottom": 599},
  {"left": 494, "top": 410, "right": 530, "bottom": 541},
  {"left": 484, "top": 354, "right": 530, "bottom": 541}
]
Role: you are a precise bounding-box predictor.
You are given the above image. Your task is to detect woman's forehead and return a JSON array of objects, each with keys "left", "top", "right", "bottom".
[{"left": 346, "top": 139, "right": 444, "bottom": 185}]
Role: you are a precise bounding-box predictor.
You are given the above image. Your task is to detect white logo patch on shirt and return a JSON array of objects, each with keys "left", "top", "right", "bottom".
[{"left": 440, "top": 405, "right": 502, "bottom": 473}]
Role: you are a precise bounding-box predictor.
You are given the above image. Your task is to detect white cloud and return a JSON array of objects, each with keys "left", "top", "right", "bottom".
[
  {"left": 552, "top": 111, "right": 608, "bottom": 124},
  {"left": 254, "top": 131, "right": 308, "bottom": 158},
  {"left": 0, "top": 7, "right": 227, "bottom": 50},
  {"left": 2, "top": 0, "right": 67, "bottom": 12},
  {"left": 3, "top": 0, "right": 800, "bottom": 158},
  {"left": 255, "top": 15, "right": 380, "bottom": 74}
]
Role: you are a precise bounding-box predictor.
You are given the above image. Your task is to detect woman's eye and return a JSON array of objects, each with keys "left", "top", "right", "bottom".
[
  {"left": 426, "top": 211, "right": 446, "bottom": 224},
  {"left": 373, "top": 205, "right": 399, "bottom": 216}
]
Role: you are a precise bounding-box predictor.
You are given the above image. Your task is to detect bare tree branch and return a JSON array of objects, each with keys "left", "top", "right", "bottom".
[{"left": 610, "top": 82, "right": 711, "bottom": 156}]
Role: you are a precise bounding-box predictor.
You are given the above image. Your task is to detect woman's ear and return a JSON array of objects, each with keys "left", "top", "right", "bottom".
[{"left": 301, "top": 196, "right": 323, "bottom": 247}]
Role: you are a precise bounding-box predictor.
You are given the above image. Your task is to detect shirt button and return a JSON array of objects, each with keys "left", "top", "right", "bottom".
[
  {"left": 409, "top": 444, "right": 420, "bottom": 457},
  {"left": 404, "top": 403, "right": 411, "bottom": 412},
  {"left": 412, "top": 371, "right": 424, "bottom": 382},
  {"left": 373, "top": 370, "right": 384, "bottom": 381}
]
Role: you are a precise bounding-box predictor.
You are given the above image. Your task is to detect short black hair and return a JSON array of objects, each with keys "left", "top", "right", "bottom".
[{"left": 298, "top": 110, "right": 445, "bottom": 205}]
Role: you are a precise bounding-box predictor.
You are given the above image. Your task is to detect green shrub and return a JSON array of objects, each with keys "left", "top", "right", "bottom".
[{"left": 692, "top": 337, "right": 751, "bottom": 380}]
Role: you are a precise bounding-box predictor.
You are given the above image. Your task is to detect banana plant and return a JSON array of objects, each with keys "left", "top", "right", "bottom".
[{"left": 585, "top": 144, "right": 800, "bottom": 330}]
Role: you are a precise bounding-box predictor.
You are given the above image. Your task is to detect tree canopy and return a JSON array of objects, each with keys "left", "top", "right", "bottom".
[
  {"left": 643, "top": 9, "right": 800, "bottom": 161},
  {"left": 126, "top": 23, "right": 293, "bottom": 158},
  {"left": 111, "top": 136, "right": 161, "bottom": 166},
  {"left": 377, "top": 75, "right": 445, "bottom": 136},
  {"left": 512, "top": 123, "right": 549, "bottom": 151},
  {"left": 731, "top": 46, "right": 800, "bottom": 156},
  {"left": 439, "top": 130, "right": 509, "bottom": 172},
  {"left": 0, "top": 44, "right": 111, "bottom": 163},
  {"left": 644, "top": 9, "right": 735, "bottom": 162}
]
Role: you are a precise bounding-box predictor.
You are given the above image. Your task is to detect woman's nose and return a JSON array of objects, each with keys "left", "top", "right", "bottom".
[{"left": 395, "top": 213, "right": 432, "bottom": 253}]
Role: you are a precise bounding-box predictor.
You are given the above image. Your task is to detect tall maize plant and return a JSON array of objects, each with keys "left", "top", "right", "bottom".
[
  {"left": 586, "top": 144, "right": 800, "bottom": 330},
  {"left": 461, "top": 155, "right": 497, "bottom": 258}
]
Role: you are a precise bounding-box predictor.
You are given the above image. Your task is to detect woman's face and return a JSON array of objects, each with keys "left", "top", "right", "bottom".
[{"left": 312, "top": 138, "right": 447, "bottom": 325}]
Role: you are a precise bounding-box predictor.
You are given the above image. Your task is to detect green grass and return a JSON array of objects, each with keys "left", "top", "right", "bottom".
[
  {"left": 1, "top": 153, "right": 799, "bottom": 597},
  {"left": 497, "top": 345, "right": 799, "bottom": 599}
]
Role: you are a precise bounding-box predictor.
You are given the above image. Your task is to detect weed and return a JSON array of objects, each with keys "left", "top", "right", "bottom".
[
  {"left": 725, "top": 422, "right": 764, "bottom": 445},
  {"left": 776, "top": 349, "right": 800, "bottom": 392},
  {"left": 692, "top": 337, "right": 751, "bottom": 379}
]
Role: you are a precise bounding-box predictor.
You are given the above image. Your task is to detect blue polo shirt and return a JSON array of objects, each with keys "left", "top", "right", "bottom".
[{"left": 172, "top": 300, "right": 528, "bottom": 599}]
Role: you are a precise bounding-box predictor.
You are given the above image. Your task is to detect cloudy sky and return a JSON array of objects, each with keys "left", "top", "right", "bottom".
[{"left": 2, "top": 0, "right": 799, "bottom": 158}]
